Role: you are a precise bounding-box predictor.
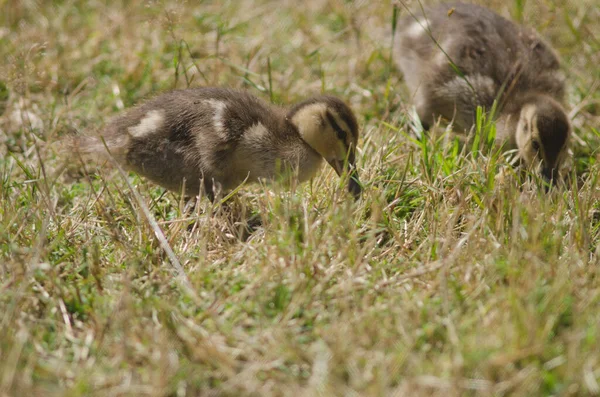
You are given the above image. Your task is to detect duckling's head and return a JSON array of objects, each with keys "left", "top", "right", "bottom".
[
  {"left": 287, "top": 96, "right": 361, "bottom": 198},
  {"left": 515, "top": 95, "right": 570, "bottom": 182}
]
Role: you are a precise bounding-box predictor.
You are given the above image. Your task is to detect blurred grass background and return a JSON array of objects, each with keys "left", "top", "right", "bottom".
[{"left": 1, "top": 0, "right": 600, "bottom": 395}]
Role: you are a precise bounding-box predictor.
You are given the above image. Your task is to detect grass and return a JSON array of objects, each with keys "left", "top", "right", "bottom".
[{"left": 1, "top": 0, "right": 600, "bottom": 395}]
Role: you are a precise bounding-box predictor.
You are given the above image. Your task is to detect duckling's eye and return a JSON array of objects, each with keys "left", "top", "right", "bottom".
[
  {"left": 325, "top": 111, "right": 347, "bottom": 141},
  {"left": 531, "top": 140, "right": 541, "bottom": 152}
]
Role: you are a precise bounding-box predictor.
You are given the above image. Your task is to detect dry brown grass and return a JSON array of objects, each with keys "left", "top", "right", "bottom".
[{"left": 1, "top": 0, "right": 600, "bottom": 395}]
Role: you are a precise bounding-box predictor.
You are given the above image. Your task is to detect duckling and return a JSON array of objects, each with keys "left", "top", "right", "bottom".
[
  {"left": 72, "top": 87, "right": 361, "bottom": 199},
  {"left": 394, "top": 3, "right": 570, "bottom": 181}
]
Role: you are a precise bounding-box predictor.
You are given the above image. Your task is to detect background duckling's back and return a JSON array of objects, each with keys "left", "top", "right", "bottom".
[
  {"left": 2, "top": 1, "right": 600, "bottom": 396},
  {"left": 395, "top": 3, "right": 566, "bottom": 120}
]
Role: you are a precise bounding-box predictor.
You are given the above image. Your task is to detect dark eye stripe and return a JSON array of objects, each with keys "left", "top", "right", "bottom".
[{"left": 326, "top": 111, "right": 347, "bottom": 141}]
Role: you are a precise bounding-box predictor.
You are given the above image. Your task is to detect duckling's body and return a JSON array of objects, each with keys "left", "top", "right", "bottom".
[
  {"left": 395, "top": 3, "right": 570, "bottom": 179},
  {"left": 74, "top": 88, "right": 361, "bottom": 198}
]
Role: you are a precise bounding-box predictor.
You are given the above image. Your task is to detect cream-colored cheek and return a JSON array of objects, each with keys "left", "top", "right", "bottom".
[
  {"left": 515, "top": 121, "right": 526, "bottom": 148},
  {"left": 312, "top": 126, "right": 339, "bottom": 161},
  {"left": 515, "top": 128, "right": 535, "bottom": 165},
  {"left": 334, "top": 142, "right": 347, "bottom": 160},
  {"left": 313, "top": 133, "right": 334, "bottom": 160},
  {"left": 291, "top": 103, "right": 329, "bottom": 157}
]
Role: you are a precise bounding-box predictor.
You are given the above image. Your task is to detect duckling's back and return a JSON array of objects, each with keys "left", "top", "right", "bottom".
[
  {"left": 73, "top": 88, "right": 290, "bottom": 196},
  {"left": 395, "top": 3, "right": 565, "bottom": 126}
]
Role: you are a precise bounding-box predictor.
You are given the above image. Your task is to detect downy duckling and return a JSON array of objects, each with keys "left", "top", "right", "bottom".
[
  {"left": 394, "top": 3, "right": 571, "bottom": 181},
  {"left": 72, "top": 88, "right": 361, "bottom": 199}
]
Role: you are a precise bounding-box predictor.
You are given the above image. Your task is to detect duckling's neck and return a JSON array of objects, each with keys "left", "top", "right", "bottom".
[{"left": 290, "top": 146, "right": 324, "bottom": 182}]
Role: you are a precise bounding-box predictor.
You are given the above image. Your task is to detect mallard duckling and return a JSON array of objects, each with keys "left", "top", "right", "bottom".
[
  {"left": 394, "top": 3, "right": 570, "bottom": 181},
  {"left": 72, "top": 88, "right": 361, "bottom": 199}
]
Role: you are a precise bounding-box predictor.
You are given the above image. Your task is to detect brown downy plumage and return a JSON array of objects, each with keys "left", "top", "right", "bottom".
[
  {"left": 71, "top": 88, "right": 361, "bottom": 199},
  {"left": 394, "top": 2, "right": 570, "bottom": 181}
]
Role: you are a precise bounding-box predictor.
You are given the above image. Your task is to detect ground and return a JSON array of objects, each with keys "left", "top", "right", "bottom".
[{"left": 1, "top": 0, "right": 600, "bottom": 396}]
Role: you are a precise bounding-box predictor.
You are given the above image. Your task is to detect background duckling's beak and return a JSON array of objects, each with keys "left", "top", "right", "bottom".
[{"left": 327, "top": 155, "right": 362, "bottom": 199}]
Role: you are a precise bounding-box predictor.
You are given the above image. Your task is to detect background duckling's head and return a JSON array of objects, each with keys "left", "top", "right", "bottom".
[
  {"left": 288, "top": 96, "right": 361, "bottom": 198},
  {"left": 514, "top": 95, "right": 570, "bottom": 182}
]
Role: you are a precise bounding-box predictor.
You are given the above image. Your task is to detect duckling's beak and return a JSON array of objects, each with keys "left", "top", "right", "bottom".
[
  {"left": 327, "top": 155, "right": 361, "bottom": 199},
  {"left": 348, "top": 169, "right": 362, "bottom": 199}
]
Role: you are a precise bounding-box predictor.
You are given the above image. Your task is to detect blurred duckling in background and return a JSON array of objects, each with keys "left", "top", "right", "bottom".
[
  {"left": 394, "top": 2, "right": 571, "bottom": 181},
  {"left": 72, "top": 88, "right": 361, "bottom": 200}
]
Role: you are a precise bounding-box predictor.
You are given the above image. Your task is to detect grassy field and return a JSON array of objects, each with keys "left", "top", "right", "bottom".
[{"left": 1, "top": 0, "right": 600, "bottom": 395}]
